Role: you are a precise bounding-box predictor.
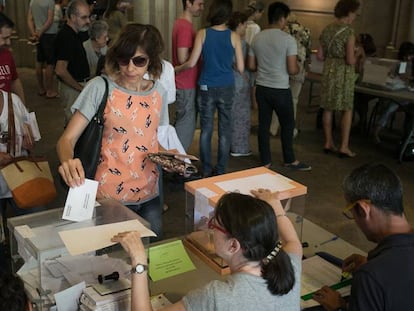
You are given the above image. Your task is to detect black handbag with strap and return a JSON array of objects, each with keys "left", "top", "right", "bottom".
[{"left": 74, "top": 76, "right": 109, "bottom": 179}]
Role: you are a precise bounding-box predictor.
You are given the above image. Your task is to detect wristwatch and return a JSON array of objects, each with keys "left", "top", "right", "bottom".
[{"left": 131, "top": 263, "right": 148, "bottom": 274}]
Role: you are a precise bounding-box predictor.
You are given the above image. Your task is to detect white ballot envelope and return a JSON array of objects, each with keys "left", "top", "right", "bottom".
[{"left": 63, "top": 179, "right": 99, "bottom": 222}]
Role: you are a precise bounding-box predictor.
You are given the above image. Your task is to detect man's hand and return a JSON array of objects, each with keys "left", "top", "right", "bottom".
[
  {"left": 342, "top": 253, "right": 367, "bottom": 273},
  {"left": 313, "top": 286, "right": 346, "bottom": 311}
]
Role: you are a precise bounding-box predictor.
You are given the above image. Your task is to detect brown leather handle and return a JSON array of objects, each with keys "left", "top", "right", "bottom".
[{"left": 7, "top": 92, "right": 16, "bottom": 157}]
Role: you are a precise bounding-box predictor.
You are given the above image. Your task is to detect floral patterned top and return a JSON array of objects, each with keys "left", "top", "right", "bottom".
[{"left": 284, "top": 19, "right": 311, "bottom": 82}]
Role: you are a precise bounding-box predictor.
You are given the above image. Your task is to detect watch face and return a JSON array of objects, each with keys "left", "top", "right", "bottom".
[{"left": 134, "top": 264, "right": 145, "bottom": 273}]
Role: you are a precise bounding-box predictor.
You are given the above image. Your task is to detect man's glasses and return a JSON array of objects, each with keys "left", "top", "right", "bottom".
[
  {"left": 342, "top": 199, "right": 370, "bottom": 219},
  {"left": 76, "top": 14, "right": 90, "bottom": 20},
  {"left": 117, "top": 56, "right": 149, "bottom": 68},
  {"left": 208, "top": 218, "right": 228, "bottom": 235}
]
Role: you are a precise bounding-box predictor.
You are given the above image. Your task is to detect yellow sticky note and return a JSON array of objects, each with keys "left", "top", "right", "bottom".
[{"left": 149, "top": 240, "right": 196, "bottom": 281}]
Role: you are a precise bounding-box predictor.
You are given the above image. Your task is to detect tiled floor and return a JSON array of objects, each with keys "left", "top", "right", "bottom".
[{"left": 20, "top": 67, "right": 414, "bottom": 254}]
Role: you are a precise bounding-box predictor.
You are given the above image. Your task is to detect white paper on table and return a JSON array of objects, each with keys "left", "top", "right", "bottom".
[
  {"left": 58, "top": 219, "right": 156, "bottom": 256},
  {"left": 215, "top": 173, "right": 295, "bottom": 195},
  {"left": 194, "top": 187, "right": 216, "bottom": 230},
  {"left": 54, "top": 281, "right": 86, "bottom": 311},
  {"left": 62, "top": 179, "right": 99, "bottom": 222},
  {"left": 300, "top": 256, "right": 351, "bottom": 308}
]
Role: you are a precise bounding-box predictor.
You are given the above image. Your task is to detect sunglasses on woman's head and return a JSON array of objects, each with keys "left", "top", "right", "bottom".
[{"left": 117, "top": 55, "right": 149, "bottom": 67}]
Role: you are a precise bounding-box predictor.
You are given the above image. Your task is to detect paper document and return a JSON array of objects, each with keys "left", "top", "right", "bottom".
[
  {"left": 59, "top": 219, "right": 156, "bottom": 255},
  {"left": 301, "top": 255, "right": 351, "bottom": 308},
  {"left": 54, "top": 281, "right": 86, "bottom": 311},
  {"left": 149, "top": 240, "right": 195, "bottom": 281},
  {"left": 215, "top": 173, "right": 295, "bottom": 195},
  {"left": 63, "top": 179, "right": 99, "bottom": 222}
]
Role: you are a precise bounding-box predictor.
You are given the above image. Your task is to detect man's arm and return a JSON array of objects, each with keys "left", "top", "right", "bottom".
[
  {"left": 38, "top": 7, "right": 54, "bottom": 37},
  {"left": 27, "top": 8, "right": 36, "bottom": 38},
  {"left": 55, "top": 60, "right": 83, "bottom": 91},
  {"left": 176, "top": 47, "right": 190, "bottom": 65},
  {"left": 287, "top": 55, "right": 299, "bottom": 75},
  {"left": 174, "top": 29, "right": 204, "bottom": 73},
  {"left": 11, "top": 78, "right": 25, "bottom": 104},
  {"left": 247, "top": 55, "right": 257, "bottom": 72},
  {"left": 27, "top": 6, "right": 54, "bottom": 39}
]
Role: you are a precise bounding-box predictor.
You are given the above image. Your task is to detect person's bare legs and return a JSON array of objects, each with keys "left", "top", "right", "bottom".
[
  {"left": 339, "top": 110, "right": 356, "bottom": 156},
  {"left": 322, "top": 109, "right": 335, "bottom": 150},
  {"left": 35, "top": 62, "right": 45, "bottom": 95},
  {"left": 45, "top": 64, "right": 58, "bottom": 98}
]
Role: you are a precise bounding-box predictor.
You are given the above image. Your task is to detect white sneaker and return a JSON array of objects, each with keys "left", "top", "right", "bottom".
[
  {"left": 293, "top": 128, "right": 299, "bottom": 138},
  {"left": 230, "top": 151, "right": 252, "bottom": 157}
]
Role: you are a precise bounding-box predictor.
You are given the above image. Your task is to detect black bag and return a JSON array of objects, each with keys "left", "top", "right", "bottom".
[{"left": 74, "top": 77, "right": 109, "bottom": 179}]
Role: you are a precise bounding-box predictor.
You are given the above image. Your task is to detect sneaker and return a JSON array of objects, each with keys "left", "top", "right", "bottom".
[
  {"left": 284, "top": 162, "right": 312, "bottom": 171},
  {"left": 293, "top": 128, "right": 299, "bottom": 138},
  {"left": 230, "top": 151, "right": 252, "bottom": 157}
]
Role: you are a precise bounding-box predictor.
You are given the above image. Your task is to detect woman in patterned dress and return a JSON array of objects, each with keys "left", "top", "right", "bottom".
[
  {"left": 57, "top": 24, "right": 168, "bottom": 240},
  {"left": 318, "top": 0, "right": 362, "bottom": 158}
]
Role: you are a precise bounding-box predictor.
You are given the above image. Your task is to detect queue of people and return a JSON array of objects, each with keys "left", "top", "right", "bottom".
[{"left": 1, "top": 0, "right": 414, "bottom": 310}]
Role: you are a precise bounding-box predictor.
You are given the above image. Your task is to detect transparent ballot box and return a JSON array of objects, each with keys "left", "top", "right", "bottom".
[
  {"left": 183, "top": 167, "right": 307, "bottom": 274},
  {"left": 7, "top": 199, "right": 149, "bottom": 310}
]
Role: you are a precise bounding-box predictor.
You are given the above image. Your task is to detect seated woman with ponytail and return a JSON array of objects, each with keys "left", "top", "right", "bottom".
[{"left": 112, "top": 190, "right": 302, "bottom": 311}]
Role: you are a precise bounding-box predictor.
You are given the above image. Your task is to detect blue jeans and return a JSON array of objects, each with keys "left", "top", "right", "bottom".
[
  {"left": 126, "top": 195, "right": 162, "bottom": 242},
  {"left": 174, "top": 88, "right": 197, "bottom": 152},
  {"left": 199, "top": 86, "right": 234, "bottom": 175},
  {"left": 256, "top": 86, "right": 296, "bottom": 165}
]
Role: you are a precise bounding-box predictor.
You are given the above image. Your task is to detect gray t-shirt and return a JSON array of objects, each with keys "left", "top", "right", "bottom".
[
  {"left": 183, "top": 253, "right": 301, "bottom": 311},
  {"left": 249, "top": 28, "right": 297, "bottom": 89},
  {"left": 29, "top": 0, "right": 58, "bottom": 34}
]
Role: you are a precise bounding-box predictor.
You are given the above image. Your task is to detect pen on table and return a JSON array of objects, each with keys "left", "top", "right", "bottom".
[{"left": 319, "top": 235, "right": 338, "bottom": 246}]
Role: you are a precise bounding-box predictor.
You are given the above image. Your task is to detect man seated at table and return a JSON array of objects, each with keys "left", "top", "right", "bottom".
[
  {"left": 313, "top": 163, "right": 414, "bottom": 311},
  {"left": 372, "top": 41, "right": 414, "bottom": 143}
]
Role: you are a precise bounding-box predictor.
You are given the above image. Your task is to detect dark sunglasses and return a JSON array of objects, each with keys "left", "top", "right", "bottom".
[{"left": 117, "top": 56, "right": 149, "bottom": 68}]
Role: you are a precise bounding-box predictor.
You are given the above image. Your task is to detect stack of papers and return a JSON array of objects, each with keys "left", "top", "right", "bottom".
[{"left": 79, "top": 286, "right": 171, "bottom": 311}]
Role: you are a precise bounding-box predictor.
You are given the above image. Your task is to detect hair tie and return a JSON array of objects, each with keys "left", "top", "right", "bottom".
[{"left": 262, "top": 241, "right": 282, "bottom": 265}]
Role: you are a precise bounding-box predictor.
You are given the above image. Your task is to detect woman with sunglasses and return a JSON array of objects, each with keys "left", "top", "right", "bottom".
[
  {"left": 112, "top": 190, "right": 302, "bottom": 311},
  {"left": 57, "top": 23, "right": 168, "bottom": 240}
]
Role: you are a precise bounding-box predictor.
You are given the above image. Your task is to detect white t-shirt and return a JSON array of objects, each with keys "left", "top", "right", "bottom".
[{"left": 0, "top": 91, "right": 30, "bottom": 198}]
